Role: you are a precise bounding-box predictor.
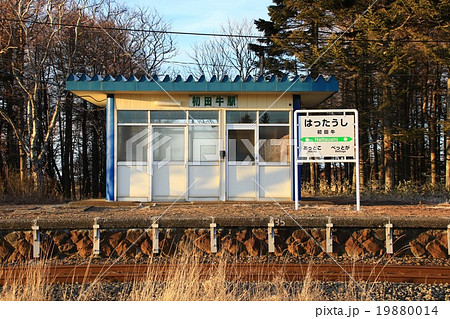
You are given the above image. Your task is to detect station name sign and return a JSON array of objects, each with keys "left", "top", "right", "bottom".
[
  {"left": 189, "top": 95, "right": 238, "bottom": 108},
  {"left": 293, "top": 109, "right": 360, "bottom": 211},
  {"left": 298, "top": 113, "right": 355, "bottom": 158}
]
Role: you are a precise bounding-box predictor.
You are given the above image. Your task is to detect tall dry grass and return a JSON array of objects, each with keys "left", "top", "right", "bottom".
[
  {"left": 120, "top": 253, "right": 322, "bottom": 301},
  {"left": 0, "top": 170, "right": 61, "bottom": 204},
  {"left": 0, "top": 261, "right": 54, "bottom": 301},
  {"left": 1, "top": 254, "right": 374, "bottom": 301}
]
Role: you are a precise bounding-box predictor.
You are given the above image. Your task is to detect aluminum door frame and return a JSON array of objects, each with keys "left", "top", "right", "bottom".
[{"left": 226, "top": 124, "right": 259, "bottom": 200}]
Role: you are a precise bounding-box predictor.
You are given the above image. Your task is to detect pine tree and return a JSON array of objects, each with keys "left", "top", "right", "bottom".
[{"left": 252, "top": 0, "right": 449, "bottom": 190}]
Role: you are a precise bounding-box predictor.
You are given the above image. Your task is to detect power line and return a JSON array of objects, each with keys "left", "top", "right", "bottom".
[
  {"left": 0, "top": 17, "right": 263, "bottom": 39},
  {"left": 165, "top": 60, "right": 234, "bottom": 68},
  {"left": 0, "top": 17, "right": 448, "bottom": 44}
]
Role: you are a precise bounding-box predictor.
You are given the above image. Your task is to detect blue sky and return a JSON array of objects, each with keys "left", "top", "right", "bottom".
[
  {"left": 150, "top": 0, "right": 272, "bottom": 33},
  {"left": 122, "top": 0, "right": 273, "bottom": 72}
]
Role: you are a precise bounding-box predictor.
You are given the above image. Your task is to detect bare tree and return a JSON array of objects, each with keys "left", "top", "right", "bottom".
[
  {"left": 92, "top": 3, "right": 176, "bottom": 77},
  {"left": 220, "top": 19, "right": 258, "bottom": 79},
  {"left": 0, "top": 0, "right": 176, "bottom": 199},
  {"left": 0, "top": 0, "right": 72, "bottom": 192},
  {"left": 189, "top": 39, "right": 230, "bottom": 80},
  {"left": 127, "top": 7, "right": 176, "bottom": 76},
  {"left": 189, "top": 19, "right": 260, "bottom": 79}
]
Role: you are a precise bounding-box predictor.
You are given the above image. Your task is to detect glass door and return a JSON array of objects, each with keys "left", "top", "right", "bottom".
[
  {"left": 227, "top": 126, "right": 258, "bottom": 200},
  {"left": 187, "top": 111, "right": 220, "bottom": 199},
  {"left": 116, "top": 111, "right": 150, "bottom": 201},
  {"left": 150, "top": 111, "right": 187, "bottom": 201},
  {"left": 151, "top": 126, "right": 187, "bottom": 200}
]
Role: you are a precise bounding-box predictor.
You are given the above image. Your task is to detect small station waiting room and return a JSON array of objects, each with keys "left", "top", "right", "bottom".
[{"left": 66, "top": 74, "right": 338, "bottom": 202}]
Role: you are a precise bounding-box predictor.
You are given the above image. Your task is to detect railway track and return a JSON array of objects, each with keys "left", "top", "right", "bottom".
[{"left": 1, "top": 263, "right": 449, "bottom": 285}]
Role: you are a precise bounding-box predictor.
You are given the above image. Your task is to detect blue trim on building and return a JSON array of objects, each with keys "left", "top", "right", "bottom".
[
  {"left": 293, "top": 95, "right": 301, "bottom": 201},
  {"left": 106, "top": 94, "right": 115, "bottom": 201},
  {"left": 66, "top": 74, "right": 339, "bottom": 93}
]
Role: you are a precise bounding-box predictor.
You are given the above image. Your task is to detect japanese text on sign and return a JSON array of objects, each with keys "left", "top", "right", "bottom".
[
  {"left": 294, "top": 109, "right": 360, "bottom": 211},
  {"left": 190, "top": 95, "right": 238, "bottom": 107},
  {"left": 299, "top": 114, "right": 355, "bottom": 158}
]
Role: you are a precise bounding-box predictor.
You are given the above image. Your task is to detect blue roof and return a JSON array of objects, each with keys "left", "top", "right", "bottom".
[{"left": 66, "top": 74, "right": 339, "bottom": 93}]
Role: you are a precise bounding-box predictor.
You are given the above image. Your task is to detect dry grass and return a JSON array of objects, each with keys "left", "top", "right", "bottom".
[
  {"left": 0, "top": 170, "right": 62, "bottom": 204},
  {"left": 0, "top": 261, "right": 54, "bottom": 301},
  {"left": 301, "top": 178, "right": 450, "bottom": 204},
  {"left": 123, "top": 254, "right": 236, "bottom": 301},
  {"left": 122, "top": 256, "right": 325, "bottom": 301},
  {"left": 0, "top": 254, "right": 377, "bottom": 301}
]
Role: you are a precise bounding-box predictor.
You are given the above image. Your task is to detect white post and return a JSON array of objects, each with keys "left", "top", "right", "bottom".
[
  {"left": 152, "top": 222, "right": 159, "bottom": 254},
  {"left": 326, "top": 222, "right": 333, "bottom": 253},
  {"left": 210, "top": 221, "right": 217, "bottom": 253},
  {"left": 32, "top": 221, "right": 40, "bottom": 259},
  {"left": 93, "top": 218, "right": 100, "bottom": 256},
  {"left": 385, "top": 223, "right": 393, "bottom": 254},
  {"left": 294, "top": 112, "right": 299, "bottom": 210},
  {"left": 354, "top": 110, "right": 360, "bottom": 211},
  {"left": 268, "top": 217, "right": 275, "bottom": 253}
]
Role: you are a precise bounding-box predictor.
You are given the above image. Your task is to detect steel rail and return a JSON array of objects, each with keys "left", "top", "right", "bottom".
[{"left": 1, "top": 263, "right": 449, "bottom": 285}]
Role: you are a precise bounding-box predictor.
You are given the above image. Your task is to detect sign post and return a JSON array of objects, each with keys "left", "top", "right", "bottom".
[{"left": 294, "top": 109, "right": 360, "bottom": 211}]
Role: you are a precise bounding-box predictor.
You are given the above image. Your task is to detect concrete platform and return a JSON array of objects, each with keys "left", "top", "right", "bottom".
[
  {"left": 0, "top": 200, "right": 449, "bottom": 230},
  {"left": 1, "top": 200, "right": 449, "bottom": 263}
]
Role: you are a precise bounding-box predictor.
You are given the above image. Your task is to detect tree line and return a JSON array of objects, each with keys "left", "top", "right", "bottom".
[
  {"left": 252, "top": 0, "right": 449, "bottom": 192},
  {"left": 0, "top": 0, "right": 175, "bottom": 201},
  {"left": 0, "top": 0, "right": 449, "bottom": 202}
]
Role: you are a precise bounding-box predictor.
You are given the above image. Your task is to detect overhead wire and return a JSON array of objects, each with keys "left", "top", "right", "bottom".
[
  {"left": 0, "top": 3, "right": 447, "bottom": 88},
  {"left": 0, "top": 17, "right": 448, "bottom": 44}
]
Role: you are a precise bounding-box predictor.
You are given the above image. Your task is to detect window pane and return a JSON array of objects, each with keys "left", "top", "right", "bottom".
[
  {"left": 259, "top": 126, "right": 290, "bottom": 163},
  {"left": 189, "top": 126, "right": 218, "bottom": 162},
  {"left": 228, "top": 129, "right": 255, "bottom": 161},
  {"left": 150, "top": 111, "right": 186, "bottom": 123},
  {"left": 117, "top": 111, "right": 148, "bottom": 123},
  {"left": 226, "top": 111, "right": 256, "bottom": 124},
  {"left": 153, "top": 127, "right": 185, "bottom": 161},
  {"left": 189, "top": 111, "right": 219, "bottom": 124},
  {"left": 117, "top": 126, "right": 148, "bottom": 161},
  {"left": 259, "top": 111, "right": 289, "bottom": 124}
]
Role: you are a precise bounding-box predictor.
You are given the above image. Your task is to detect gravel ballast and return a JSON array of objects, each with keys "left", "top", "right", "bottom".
[{"left": 6, "top": 281, "right": 448, "bottom": 301}]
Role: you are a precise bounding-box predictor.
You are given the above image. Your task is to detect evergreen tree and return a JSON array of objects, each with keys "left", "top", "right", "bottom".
[
  {"left": 260, "top": 112, "right": 271, "bottom": 124},
  {"left": 253, "top": 0, "right": 449, "bottom": 190}
]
